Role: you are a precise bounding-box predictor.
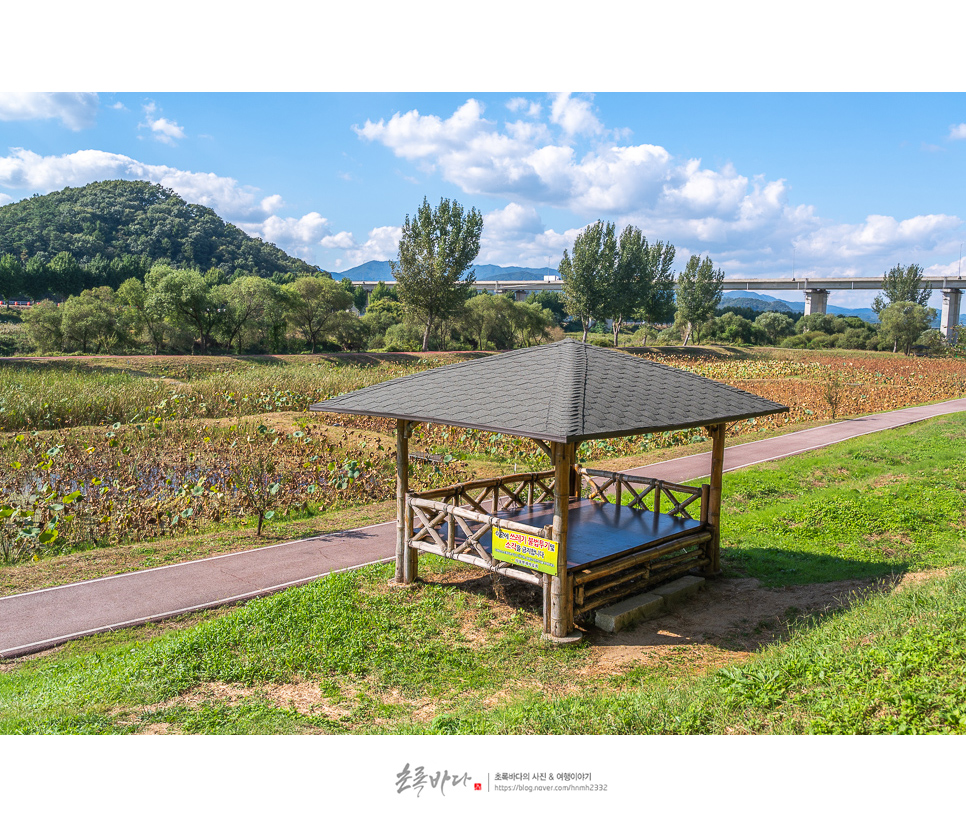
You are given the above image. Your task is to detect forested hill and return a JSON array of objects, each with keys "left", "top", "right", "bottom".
[{"left": 0, "top": 180, "right": 317, "bottom": 282}]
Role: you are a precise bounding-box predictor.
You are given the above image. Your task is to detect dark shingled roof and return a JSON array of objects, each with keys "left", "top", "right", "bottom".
[{"left": 309, "top": 340, "right": 788, "bottom": 443}]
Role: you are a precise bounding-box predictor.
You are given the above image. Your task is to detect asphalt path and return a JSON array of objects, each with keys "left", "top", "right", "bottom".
[{"left": 3, "top": 397, "right": 966, "bottom": 658}]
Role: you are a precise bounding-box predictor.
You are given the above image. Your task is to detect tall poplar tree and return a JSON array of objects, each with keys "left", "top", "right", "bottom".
[
  {"left": 675, "top": 255, "right": 724, "bottom": 346},
  {"left": 391, "top": 197, "right": 483, "bottom": 351},
  {"left": 560, "top": 220, "right": 617, "bottom": 343},
  {"left": 872, "top": 263, "right": 931, "bottom": 316}
]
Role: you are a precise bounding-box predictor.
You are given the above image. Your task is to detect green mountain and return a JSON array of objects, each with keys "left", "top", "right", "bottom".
[{"left": 0, "top": 180, "right": 318, "bottom": 287}]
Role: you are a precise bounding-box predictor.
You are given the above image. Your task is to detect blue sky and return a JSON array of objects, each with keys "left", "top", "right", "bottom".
[
  {"left": 1, "top": 10, "right": 963, "bottom": 311},
  {"left": 2, "top": 93, "right": 963, "bottom": 286}
]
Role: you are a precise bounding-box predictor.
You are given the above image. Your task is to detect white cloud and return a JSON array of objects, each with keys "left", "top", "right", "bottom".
[
  {"left": 0, "top": 92, "right": 99, "bottom": 130},
  {"left": 476, "top": 203, "right": 578, "bottom": 268},
  {"left": 238, "top": 212, "right": 331, "bottom": 258},
  {"left": 948, "top": 123, "right": 966, "bottom": 140},
  {"left": 148, "top": 117, "right": 186, "bottom": 145},
  {"left": 320, "top": 231, "right": 356, "bottom": 248},
  {"left": 357, "top": 96, "right": 965, "bottom": 279},
  {"left": 507, "top": 97, "right": 541, "bottom": 118},
  {"left": 0, "top": 148, "right": 286, "bottom": 222},
  {"left": 260, "top": 194, "right": 285, "bottom": 214},
  {"left": 795, "top": 213, "right": 961, "bottom": 262},
  {"left": 319, "top": 225, "right": 402, "bottom": 268},
  {"left": 140, "top": 102, "right": 186, "bottom": 145},
  {"left": 549, "top": 93, "right": 603, "bottom": 137},
  {"left": 0, "top": 192, "right": 11, "bottom": 206}
]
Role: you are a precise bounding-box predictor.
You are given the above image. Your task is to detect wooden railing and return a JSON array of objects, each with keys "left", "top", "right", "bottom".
[
  {"left": 407, "top": 496, "right": 549, "bottom": 586},
  {"left": 408, "top": 465, "right": 713, "bottom": 613},
  {"left": 578, "top": 467, "right": 709, "bottom": 526},
  {"left": 415, "top": 469, "right": 556, "bottom": 514}
]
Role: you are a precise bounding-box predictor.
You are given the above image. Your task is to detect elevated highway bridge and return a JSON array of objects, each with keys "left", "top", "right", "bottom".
[{"left": 350, "top": 276, "right": 966, "bottom": 341}]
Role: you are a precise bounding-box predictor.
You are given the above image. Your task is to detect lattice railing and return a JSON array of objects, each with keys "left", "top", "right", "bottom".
[
  {"left": 578, "top": 467, "right": 709, "bottom": 524},
  {"left": 415, "top": 469, "right": 556, "bottom": 515},
  {"left": 407, "top": 496, "right": 549, "bottom": 586}
]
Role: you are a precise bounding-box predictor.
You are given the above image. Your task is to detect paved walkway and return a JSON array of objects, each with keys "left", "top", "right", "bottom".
[{"left": 3, "top": 398, "right": 966, "bottom": 658}]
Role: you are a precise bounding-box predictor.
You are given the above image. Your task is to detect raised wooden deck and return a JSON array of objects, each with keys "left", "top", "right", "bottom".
[
  {"left": 468, "top": 499, "right": 703, "bottom": 570},
  {"left": 407, "top": 467, "right": 714, "bottom": 619}
]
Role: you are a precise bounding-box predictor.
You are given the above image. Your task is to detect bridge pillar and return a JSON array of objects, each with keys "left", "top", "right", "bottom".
[
  {"left": 941, "top": 288, "right": 962, "bottom": 344},
  {"left": 514, "top": 289, "right": 527, "bottom": 302},
  {"left": 803, "top": 289, "right": 829, "bottom": 316}
]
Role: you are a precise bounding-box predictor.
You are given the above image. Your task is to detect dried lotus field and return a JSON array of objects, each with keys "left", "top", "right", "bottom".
[{"left": 2, "top": 346, "right": 965, "bottom": 577}]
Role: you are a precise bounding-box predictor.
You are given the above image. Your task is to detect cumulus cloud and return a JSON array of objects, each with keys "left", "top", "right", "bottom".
[
  {"left": 948, "top": 123, "right": 966, "bottom": 140},
  {"left": 476, "top": 203, "right": 579, "bottom": 268},
  {"left": 549, "top": 93, "right": 603, "bottom": 137},
  {"left": 140, "top": 102, "right": 186, "bottom": 145},
  {"left": 0, "top": 147, "right": 280, "bottom": 220},
  {"left": 795, "top": 213, "right": 961, "bottom": 261},
  {"left": 507, "top": 97, "right": 541, "bottom": 118},
  {"left": 0, "top": 92, "right": 99, "bottom": 130},
  {"left": 0, "top": 192, "right": 11, "bottom": 206},
  {"left": 237, "top": 212, "right": 332, "bottom": 258},
  {"left": 320, "top": 225, "right": 402, "bottom": 267},
  {"left": 356, "top": 96, "right": 965, "bottom": 279}
]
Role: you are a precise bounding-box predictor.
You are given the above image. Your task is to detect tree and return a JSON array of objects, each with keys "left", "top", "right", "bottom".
[
  {"left": 560, "top": 220, "right": 617, "bottom": 343},
  {"left": 675, "top": 255, "right": 724, "bottom": 346},
  {"left": 118, "top": 275, "right": 167, "bottom": 354},
  {"left": 464, "top": 292, "right": 515, "bottom": 350},
  {"left": 340, "top": 276, "right": 370, "bottom": 313},
  {"left": 391, "top": 197, "right": 483, "bottom": 351},
  {"left": 215, "top": 275, "right": 274, "bottom": 353},
  {"left": 755, "top": 311, "right": 794, "bottom": 344},
  {"left": 20, "top": 301, "right": 63, "bottom": 353},
  {"left": 360, "top": 297, "right": 405, "bottom": 349},
  {"left": 508, "top": 300, "right": 553, "bottom": 347},
  {"left": 0, "top": 254, "right": 24, "bottom": 299},
  {"left": 638, "top": 240, "right": 676, "bottom": 325},
  {"left": 878, "top": 301, "right": 936, "bottom": 355},
  {"left": 369, "top": 280, "right": 398, "bottom": 304},
  {"left": 151, "top": 268, "right": 225, "bottom": 354},
  {"left": 61, "top": 287, "right": 128, "bottom": 353},
  {"left": 523, "top": 289, "right": 567, "bottom": 327},
  {"left": 605, "top": 227, "right": 676, "bottom": 347},
  {"left": 873, "top": 263, "right": 931, "bottom": 316},
  {"left": 48, "top": 252, "right": 84, "bottom": 298},
  {"left": 284, "top": 275, "right": 353, "bottom": 352}
]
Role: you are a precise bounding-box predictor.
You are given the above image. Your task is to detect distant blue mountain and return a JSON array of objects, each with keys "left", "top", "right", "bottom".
[
  {"left": 721, "top": 291, "right": 878, "bottom": 323},
  {"left": 329, "top": 260, "right": 560, "bottom": 283}
]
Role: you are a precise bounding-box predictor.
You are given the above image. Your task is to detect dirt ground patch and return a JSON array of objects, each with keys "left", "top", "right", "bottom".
[
  {"left": 585, "top": 575, "right": 890, "bottom": 678},
  {"left": 425, "top": 564, "right": 895, "bottom": 681}
]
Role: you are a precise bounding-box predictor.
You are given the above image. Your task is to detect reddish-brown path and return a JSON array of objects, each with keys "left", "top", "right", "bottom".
[{"left": 3, "top": 398, "right": 965, "bottom": 658}]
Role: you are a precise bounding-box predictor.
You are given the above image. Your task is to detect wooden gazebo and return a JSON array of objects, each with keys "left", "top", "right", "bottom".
[{"left": 310, "top": 340, "right": 787, "bottom": 641}]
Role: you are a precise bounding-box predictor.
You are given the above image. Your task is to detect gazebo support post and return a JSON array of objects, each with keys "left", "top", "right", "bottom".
[
  {"left": 394, "top": 419, "right": 417, "bottom": 585},
  {"left": 706, "top": 422, "right": 726, "bottom": 574},
  {"left": 546, "top": 441, "right": 581, "bottom": 643}
]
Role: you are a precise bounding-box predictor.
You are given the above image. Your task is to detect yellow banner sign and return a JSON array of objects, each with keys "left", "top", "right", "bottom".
[{"left": 492, "top": 528, "right": 558, "bottom": 575}]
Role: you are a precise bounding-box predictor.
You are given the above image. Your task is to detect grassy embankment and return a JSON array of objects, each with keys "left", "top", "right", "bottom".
[{"left": 2, "top": 412, "right": 965, "bottom": 734}]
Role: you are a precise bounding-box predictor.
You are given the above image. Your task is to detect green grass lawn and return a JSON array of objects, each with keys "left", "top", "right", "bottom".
[{"left": 3, "top": 414, "right": 965, "bottom": 734}]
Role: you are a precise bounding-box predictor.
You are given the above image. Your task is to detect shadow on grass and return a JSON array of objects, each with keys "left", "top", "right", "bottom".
[
  {"left": 420, "top": 544, "right": 908, "bottom": 657},
  {"left": 723, "top": 545, "right": 907, "bottom": 587}
]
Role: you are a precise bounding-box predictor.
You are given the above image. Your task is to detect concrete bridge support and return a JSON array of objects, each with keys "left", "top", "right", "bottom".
[
  {"left": 803, "top": 289, "right": 829, "bottom": 316},
  {"left": 941, "top": 288, "right": 962, "bottom": 344}
]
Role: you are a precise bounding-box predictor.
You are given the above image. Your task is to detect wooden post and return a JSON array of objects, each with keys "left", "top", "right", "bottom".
[
  {"left": 706, "top": 422, "right": 726, "bottom": 574},
  {"left": 394, "top": 419, "right": 417, "bottom": 584},
  {"left": 547, "top": 441, "right": 578, "bottom": 641}
]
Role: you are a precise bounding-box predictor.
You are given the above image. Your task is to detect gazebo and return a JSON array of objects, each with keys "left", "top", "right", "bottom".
[{"left": 310, "top": 340, "right": 787, "bottom": 641}]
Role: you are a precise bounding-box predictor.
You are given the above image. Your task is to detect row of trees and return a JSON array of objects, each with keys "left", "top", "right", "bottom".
[
  {"left": 8, "top": 187, "right": 946, "bottom": 357},
  {"left": 19, "top": 267, "right": 361, "bottom": 355},
  {"left": 15, "top": 262, "right": 558, "bottom": 356}
]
